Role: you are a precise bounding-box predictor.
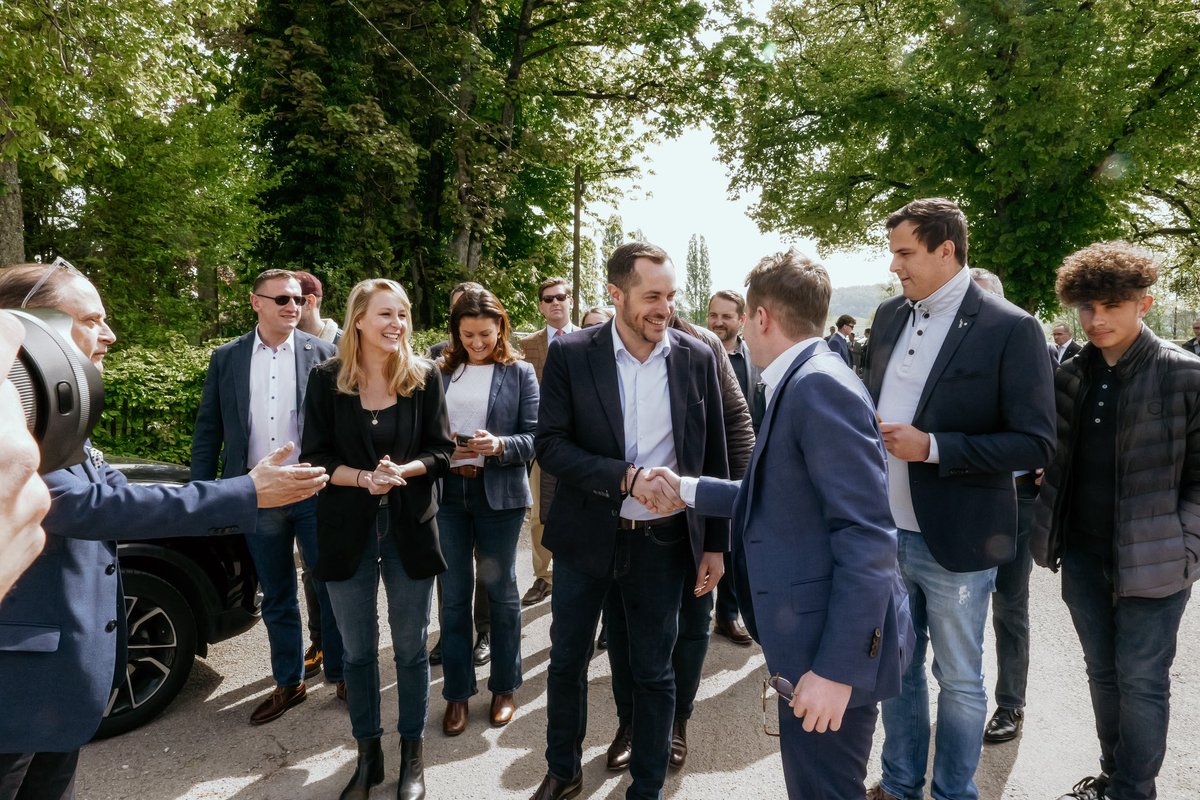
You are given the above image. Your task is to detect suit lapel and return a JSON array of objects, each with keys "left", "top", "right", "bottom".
[
  {"left": 913, "top": 282, "right": 983, "bottom": 422},
  {"left": 666, "top": 332, "right": 690, "bottom": 465},
  {"left": 232, "top": 332, "right": 255, "bottom": 446},
  {"left": 588, "top": 324, "right": 625, "bottom": 454},
  {"left": 486, "top": 362, "right": 505, "bottom": 423},
  {"left": 868, "top": 299, "right": 908, "bottom": 402}
]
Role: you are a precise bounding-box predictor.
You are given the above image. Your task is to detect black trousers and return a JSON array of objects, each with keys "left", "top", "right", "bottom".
[{"left": 0, "top": 751, "right": 79, "bottom": 800}]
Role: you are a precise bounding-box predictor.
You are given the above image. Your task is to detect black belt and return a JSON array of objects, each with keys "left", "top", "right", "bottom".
[{"left": 617, "top": 515, "right": 684, "bottom": 531}]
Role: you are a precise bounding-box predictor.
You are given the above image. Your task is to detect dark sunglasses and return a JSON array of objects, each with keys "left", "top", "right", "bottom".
[
  {"left": 540, "top": 293, "right": 569, "bottom": 303},
  {"left": 761, "top": 673, "right": 795, "bottom": 737},
  {"left": 255, "top": 293, "right": 308, "bottom": 307}
]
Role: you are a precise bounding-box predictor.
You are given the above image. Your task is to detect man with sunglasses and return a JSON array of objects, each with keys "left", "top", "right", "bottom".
[
  {"left": 191, "top": 268, "right": 346, "bottom": 725},
  {"left": 517, "top": 277, "right": 577, "bottom": 608}
]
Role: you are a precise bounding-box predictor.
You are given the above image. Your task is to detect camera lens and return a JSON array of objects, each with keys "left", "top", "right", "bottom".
[{"left": 6, "top": 309, "right": 105, "bottom": 474}]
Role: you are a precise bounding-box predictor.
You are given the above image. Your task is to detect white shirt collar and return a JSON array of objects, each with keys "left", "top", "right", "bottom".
[
  {"left": 254, "top": 327, "right": 296, "bottom": 353},
  {"left": 907, "top": 266, "right": 971, "bottom": 319},
  {"left": 760, "top": 336, "right": 824, "bottom": 399},
  {"left": 545, "top": 322, "right": 576, "bottom": 338},
  {"left": 612, "top": 322, "right": 671, "bottom": 363}
]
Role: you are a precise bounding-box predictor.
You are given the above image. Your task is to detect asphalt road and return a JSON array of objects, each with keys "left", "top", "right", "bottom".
[{"left": 78, "top": 524, "right": 1199, "bottom": 799}]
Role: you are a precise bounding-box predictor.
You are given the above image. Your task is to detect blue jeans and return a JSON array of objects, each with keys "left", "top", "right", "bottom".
[
  {"left": 545, "top": 520, "right": 689, "bottom": 800},
  {"left": 1061, "top": 548, "right": 1191, "bottom": 800},
  {"left": 436, "top": 474, "right": 525, "bottom": 701},
  {"left": 991, "top": 483, "right": 1036, "bottom": 709},
  {"left": 324, "top": 507, "right": 434, "bottom": 741},
  {"left": 245, "top": 498, "right": 344, "bottom": 685},
  {"left": 881, "top": 530, "right": 995, "bottom": 800},
  {"left": 607, "top": 576, "right": 713, "bottom": 722}
]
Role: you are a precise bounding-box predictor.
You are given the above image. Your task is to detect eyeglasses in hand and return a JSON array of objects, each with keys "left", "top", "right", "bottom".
[
  {"left": 761, "top": 673, "right": 794, "bottom": 737},
  {"left": 254, "top": 293, "right": 308, "bottom": 307}
]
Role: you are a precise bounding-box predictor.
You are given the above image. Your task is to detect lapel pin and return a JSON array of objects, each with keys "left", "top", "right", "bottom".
[
  {"left": 304, "top": 343, "right": 312, "bottom": 350},
  {"left": 958, "top": 319, "right": 968, "bottom": 329}
]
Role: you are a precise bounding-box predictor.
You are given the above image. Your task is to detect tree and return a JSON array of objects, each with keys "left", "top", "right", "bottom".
[
  {"left": 683, "top": 233, "right": 712, "bottom": 324},
  {"left": 0, "top": 0, "right": 252, "bottom": 265},
  {"left": 240, "top": 0, "right": 747, "bottom": 328},
  {"left": 713, "top": 0, "right": 1200, "bottom": 314}
]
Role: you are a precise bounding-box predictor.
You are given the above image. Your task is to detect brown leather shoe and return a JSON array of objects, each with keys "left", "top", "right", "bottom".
[
  {"left": 866, "top": 783, "right": 901, "bottom": 800},
  {"left": 443, "top": 700, "right": 469, "bottom": 736},
  {"left": 521, "top": 578, "right": 552, "bottom": 606},
  {"left": 303, "top": 643, "right": 323, "bottom": 680},
  {"left": 669, "top": 718, "right": 688, "bottom": 769},
  {"left": 250, "top": 683, "right": 306, "bottom": 725},
  {"left": 713, "top": 617, "right": 754, "bottom": 646},
  {"left": 529, "top": 772, "right": 582, "bottom": 800},
  {"left": 335, "top": 681, "right": 347, "bottom": 702},
  {"left": 490, "top": 693, "right": 517, "bottom": 727},
  {"left": 605, "top": 722, "right": 632, "bottom": 771}
]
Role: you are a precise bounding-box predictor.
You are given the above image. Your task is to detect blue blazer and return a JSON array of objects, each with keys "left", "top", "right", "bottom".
[
  {"left": 0, "top": 452, "right": 257, "bottom": 752},
  {"left": 536, "top": 322, "right": 730, "bottom": 579},
  {"left": 191, "top": 329, "right": 336, "bottom": 480},
  {"left": 864, "top": 281, "right": 1056, "bottom": 571},
  {"left": 694, "top": 340, "right": 911, "bottom": 707},
  {"left": 439, "top": 360, "right": 539, "bottom": 510},
  {"left": 827, "top": 332, "right": 852, "bottom": 367}
]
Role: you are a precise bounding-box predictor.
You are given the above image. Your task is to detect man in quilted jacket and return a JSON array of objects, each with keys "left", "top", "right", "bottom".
[{"left": 1031, "top": 241, "right": 1200, "bottom": 800}]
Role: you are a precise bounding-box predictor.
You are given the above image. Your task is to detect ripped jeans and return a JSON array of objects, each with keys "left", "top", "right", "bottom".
[{"left": 880, "top": 529, "right": 996, "bottom": 800}]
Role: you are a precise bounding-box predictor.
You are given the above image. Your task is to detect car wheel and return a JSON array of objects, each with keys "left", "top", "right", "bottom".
[{"left": 93, "top": 569, "right": 198, "bottom": 739}]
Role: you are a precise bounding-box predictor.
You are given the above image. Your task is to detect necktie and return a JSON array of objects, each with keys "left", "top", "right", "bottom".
[
  {"left": 752, "top": 381, "right": 767, "bottom": 424},
  {"left": 553, "top": 327, "right": 564, "bottom": 340}
]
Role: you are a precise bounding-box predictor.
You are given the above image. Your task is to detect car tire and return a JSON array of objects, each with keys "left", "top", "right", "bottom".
[{"left": 93, "top": 569, "right": 198, "bottom": 739}]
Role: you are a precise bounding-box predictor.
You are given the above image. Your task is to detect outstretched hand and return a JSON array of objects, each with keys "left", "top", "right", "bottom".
[
  {"left": 249, "top": 442, "right": 329, "bottom": 508},
  {"left": 633, "top": 466, "right": 685, "bottom": 515}
]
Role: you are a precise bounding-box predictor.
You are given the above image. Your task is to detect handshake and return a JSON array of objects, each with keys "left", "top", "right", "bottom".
[{"left": 629, "top": 466, "right": 685, "bottom": 516}]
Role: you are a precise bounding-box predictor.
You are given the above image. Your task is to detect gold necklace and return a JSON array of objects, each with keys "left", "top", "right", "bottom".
[{"left": 366, "top": 407, "right": 382, "bottom": 426}]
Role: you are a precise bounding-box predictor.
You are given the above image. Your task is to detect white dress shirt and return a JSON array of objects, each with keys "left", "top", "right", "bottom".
[
  {"left": 247, "top": 328, "right": 300, "bottom": 467},
  {"left": 876, "top": 266, "right": 971, "bottom": 531},
  {"left": 679, "top": 335, "right": 823, "bottom": 506},
  {"left": 545, "top": 322, "right": 577, "bottom": 342},
  {"left": 612, "top": 328, "right": 679, "bottom": 521}
]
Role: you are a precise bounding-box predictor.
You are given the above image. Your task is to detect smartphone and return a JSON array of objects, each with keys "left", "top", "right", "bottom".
[{"left": 455, "top": 433, "right": 472, "bottom": 446}]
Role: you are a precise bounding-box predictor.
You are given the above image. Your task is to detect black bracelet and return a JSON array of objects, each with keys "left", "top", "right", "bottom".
[
  {"left": 619, "top": 462, "right": 635, "bottom": 500},
  {"left": 628, "top": 466, "right": 645, "bottom": 498}
]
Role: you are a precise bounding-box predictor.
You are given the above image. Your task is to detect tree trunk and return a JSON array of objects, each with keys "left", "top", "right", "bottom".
[{"left": 0, "top": 157, "right": 25, "bottom": 266}]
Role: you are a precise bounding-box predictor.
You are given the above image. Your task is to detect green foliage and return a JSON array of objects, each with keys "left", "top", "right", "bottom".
[
  {"left": 91, "top": 337, "right": 223, "bottom": 463},
  {"left": 714, "top": 0, "right": 1200, "bottom": 315},
  {"left": 683, "top": 234, "right": 712, "bottom": 324}
]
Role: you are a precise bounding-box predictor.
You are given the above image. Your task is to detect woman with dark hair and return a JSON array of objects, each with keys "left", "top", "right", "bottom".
[
  {"left": 436, "top": 287, "right": 538, "bottom": 736},
  {"left": 301, "top": 279, "right": 454, "bottom": 800}
]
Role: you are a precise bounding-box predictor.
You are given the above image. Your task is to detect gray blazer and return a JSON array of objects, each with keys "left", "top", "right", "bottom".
[
  {"left": 440, "top": 359, "right": 539, "bottom": 509},
  {"left": 191, "top": 329, "right": 336, "bottom": 480}
]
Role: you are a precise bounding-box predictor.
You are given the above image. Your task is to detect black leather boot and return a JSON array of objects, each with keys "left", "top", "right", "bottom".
[
  {"left": 397, "top": 737, "right": 426, "bottom": 800},
  {"left": 339, "top": 737, "right": 384, "bottom": 800}
]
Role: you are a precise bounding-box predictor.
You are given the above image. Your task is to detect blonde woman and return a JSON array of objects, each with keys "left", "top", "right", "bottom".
[{"left": 301, "top": 279, "right": 453, "bottom": 800}]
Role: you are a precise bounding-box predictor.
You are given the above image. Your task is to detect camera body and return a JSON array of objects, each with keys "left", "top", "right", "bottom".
[{"left": 6, "top": 309, "right": 105, "bottom": 474}]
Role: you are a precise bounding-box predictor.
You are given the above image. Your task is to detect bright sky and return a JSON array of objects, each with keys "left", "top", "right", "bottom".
[{"left": 591, "top": 125, "right": 894, "bottom": 292}]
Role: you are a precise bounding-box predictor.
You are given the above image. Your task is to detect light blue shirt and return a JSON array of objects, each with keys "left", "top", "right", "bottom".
[
  {"left": 612, "top": 325, "right": 680, "bottom": 521},
  {"left": 876, "top": 266, "right": 971, "bottom": 531}
]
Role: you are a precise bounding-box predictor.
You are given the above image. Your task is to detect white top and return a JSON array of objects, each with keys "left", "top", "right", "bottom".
[
  {"left": 612, "top": 326, "right": 679, "bottom": 521},
  {"left": 544, "top": 322, "right": 577, "bottom": 342},
  {"left": 876, "top": 266, "right": 971, "bottom": 531},
  {"left": 247, "top": 328, "right": 300, "bottom": 467},
  {"left": 679, "top": 335, "right": 823, "bottom": 507},
  {"left": 446, "top": 363, "right": 495, "bottom": 467}
]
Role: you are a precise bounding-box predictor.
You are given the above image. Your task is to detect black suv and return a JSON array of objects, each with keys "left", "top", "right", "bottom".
[{"left": 94, "top": 457, "right": 261, "bottom": 739}]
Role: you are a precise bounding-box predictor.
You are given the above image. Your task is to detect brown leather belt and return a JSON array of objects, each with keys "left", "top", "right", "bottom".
[
  {"left": 1014, "top": 472, "right": 1038, "bottom": 488},
  {"left": 617, "top": 515, "right": 684, "bottom": 531},
  {"left": 450, "top": 465, "right": 483, "bottom": 479}
]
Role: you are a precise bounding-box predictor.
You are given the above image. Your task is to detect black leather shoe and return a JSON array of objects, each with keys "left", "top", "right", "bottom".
[
  {"left": 605, "top": 722, "right": 632, "bottom": 771},
  {"left": 670, "top": 718, "right": 688, "bottom": 769},
  {"left": 397, "top": 737, "right": 425, "bottom": 800},
  {"left": 983, "top": 706, "right": 1024, "bottom": 743},
  {"left": 428, "top": 639, "right": 442, "bottom": 666},
  {"left": 339, "top": 737, "right": 384, "bottom": 800},
  {"left": 473, "top": 632, "right": 492, "bottom": 666},
  {"left": 529, "top": 772, "right": 582, "bottom": 800},
  {"left": 1057, "top": 774, "right": 1110, "bottom": 799}
]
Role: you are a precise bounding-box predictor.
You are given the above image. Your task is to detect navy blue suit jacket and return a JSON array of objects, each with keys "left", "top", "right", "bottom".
[
  {"left": 0, "top": 453, "right": 257, "bottom": 752},
  {"left": 864, "top": 280, "right": 1056, "bottom": 571},
  {"left": 535, "top": 322, "right": 730, "bottom": 579},
  {"left": 191, "top": 329, "right": 336, "bottom": 480},
  {"left": 439, "top": 360, "right": 539, "bottom": 509},
  {"left": 827, "top": 332, "right": 852, "bottom": 367},
  {"left": 694, "top": 341, "right": 911, "bottom": 707}
]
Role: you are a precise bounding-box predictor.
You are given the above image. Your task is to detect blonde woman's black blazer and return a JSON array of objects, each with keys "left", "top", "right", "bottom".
[{"left": 301, "top": 358, "right": 454, "bottom": 581}]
